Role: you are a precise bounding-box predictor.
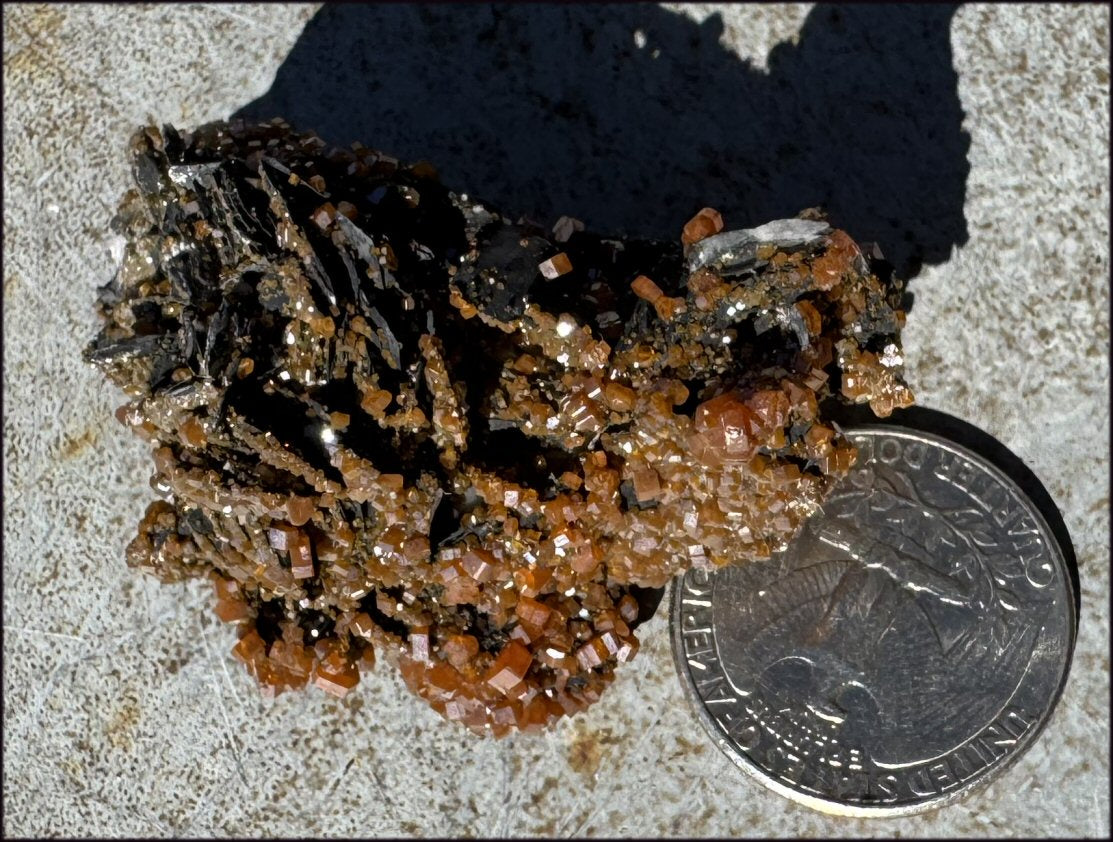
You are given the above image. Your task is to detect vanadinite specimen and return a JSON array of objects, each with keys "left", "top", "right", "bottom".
[{"left": 85, "top": 119, "right": 913, "bottom": 735}]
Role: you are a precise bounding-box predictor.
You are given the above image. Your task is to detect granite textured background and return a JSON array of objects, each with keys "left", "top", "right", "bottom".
[{"left": 3, "top": 3, "right": 1109, "bottom": 837}]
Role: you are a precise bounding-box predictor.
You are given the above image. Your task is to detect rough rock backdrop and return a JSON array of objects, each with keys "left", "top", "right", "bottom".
[{"left": 3, "top": 3, "right": 1109, "bottom": 837}]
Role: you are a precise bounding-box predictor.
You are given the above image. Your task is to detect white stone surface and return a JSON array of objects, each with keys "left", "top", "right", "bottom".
[{"left": 3, "top": 3, "right": 1108, "bottom": 836}]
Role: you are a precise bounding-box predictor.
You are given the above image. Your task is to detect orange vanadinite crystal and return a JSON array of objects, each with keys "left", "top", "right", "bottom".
[
  {"left": 288, "top": 533, "right": 315, "bottom": 580},
  {"left": 810, "top": 229, "right": 861, "bottom": 290},
  {"left": 89, "top": 120, "right": 913, "bottom": 737},
  {"left": 484, "top": 640, "right": 533, "bottom": 695},
  {"left": 179, "top": 416, "right": 207, "bottom": 447},
  {"left": 630, "top": 275, "right": 664, "bottom": 303},
  {"left": 459, "top": 548, "right": 498, "bottom": 583},
  {"left": 515, "top": 596, "right": 552, "bottom": 638},
  {"left": 652, "top": 295, "right": 687, "bottom": 321},
  {"left": 681, "top": 207, "right": 724, "bottom": 245},
  {"left": 538, "top": 252, "right": 573, "bottom": 280},
  {"left": 602, "top": 382, "right": 636, "bottom": 412},
  {"left": 213, "top": 576, "right": 250, "bottom": 623},
  {"left": 311, "top": 202, "right": 338, "bottom": 230},
  {"left": 314, "top": 650, "right": 361, "bottom": 698},
  {"left": 213, "top": 598, "right": 250, "bottom": 623},
  {"left": 441, "top": 634, "right": 480, "bottom": 668},
  {"left": 513, "top": 566, "right": 553, "bottom": 597},
  {"left": 632, "top": 468, "right": 662, "bottom": 503},
  {"left": 285, "top": 496, "right": 316, "bottom": 527},
  {"left": 794, "top": 299, "right": 823, "bottom": 336},
  {"left": 692, "top": 393, "right": 762, "bottom": 462},
  {"left": 232, "top": 629, "right": 266, "bottom": 674}
]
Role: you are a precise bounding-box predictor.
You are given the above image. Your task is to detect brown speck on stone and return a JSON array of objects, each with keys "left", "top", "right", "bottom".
[{"left": 567, "top": 722, "right": 605, "bottom": 780}]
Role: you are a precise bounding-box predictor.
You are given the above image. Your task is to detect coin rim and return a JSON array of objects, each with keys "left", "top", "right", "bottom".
[{"left": 669, "top": 423, "right": 1078, "bottom": 818}]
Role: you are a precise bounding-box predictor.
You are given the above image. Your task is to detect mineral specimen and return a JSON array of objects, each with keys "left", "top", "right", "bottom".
[{"left": 85, "top": 119, "right": 913, "bottom": 735}]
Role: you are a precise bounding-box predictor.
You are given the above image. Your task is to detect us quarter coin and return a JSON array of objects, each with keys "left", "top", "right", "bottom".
[{"left": 670, "top": 426, "right": 1076, "bottom": 816}]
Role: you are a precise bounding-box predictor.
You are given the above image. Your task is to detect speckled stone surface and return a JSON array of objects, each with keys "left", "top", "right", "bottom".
[{"left": 3, "top": 3, "right": 1108, "bottom": 836}]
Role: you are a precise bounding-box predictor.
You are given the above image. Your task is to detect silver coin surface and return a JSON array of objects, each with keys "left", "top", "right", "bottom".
[{"left": 671, "top": 425, "right": 1076, "bottom": 817}]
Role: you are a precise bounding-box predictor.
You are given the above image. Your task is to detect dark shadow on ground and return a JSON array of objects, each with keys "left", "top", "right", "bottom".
[{"left": 235, "top": 3, "right": 970, "bottom": 281}]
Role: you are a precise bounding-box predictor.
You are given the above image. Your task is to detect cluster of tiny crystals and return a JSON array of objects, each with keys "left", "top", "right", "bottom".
[{"left": 85, "top": 119, "right": 913, "bottom": 735}]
